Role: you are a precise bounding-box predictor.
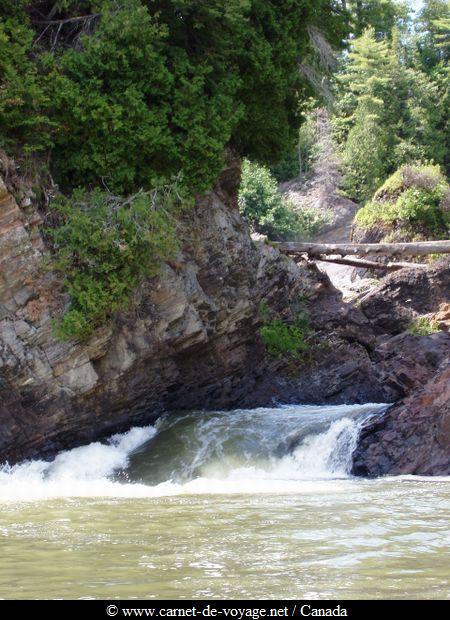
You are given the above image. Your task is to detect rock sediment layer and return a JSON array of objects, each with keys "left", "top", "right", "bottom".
[
  {"left": 0, "top": 161, "right": 448, "bottom": 474},
  {"left": 0, "top": 164, "right": 326, "bottom": 463}
]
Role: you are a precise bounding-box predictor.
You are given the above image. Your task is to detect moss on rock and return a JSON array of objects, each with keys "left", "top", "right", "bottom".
[{"left": 353, "top": 164, "right": 449, "bottom": 243}]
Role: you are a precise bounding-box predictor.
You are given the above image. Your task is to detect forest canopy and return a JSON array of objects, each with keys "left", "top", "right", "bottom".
[
  {"left": 0, "top": 0, "right": 348, "bottom": 339},
  {"left": 0, "top": 0, "right": 346, "bottom": 194}
]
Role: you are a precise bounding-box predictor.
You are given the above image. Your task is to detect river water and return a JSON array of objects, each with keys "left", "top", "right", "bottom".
[{"left": 0, "top": 403, "right": 449, "bottom": 599}]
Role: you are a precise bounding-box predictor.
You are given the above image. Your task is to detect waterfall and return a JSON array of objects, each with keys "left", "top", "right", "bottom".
[{"left": 0, "top": 403, "right": 388, "bottom": 502}]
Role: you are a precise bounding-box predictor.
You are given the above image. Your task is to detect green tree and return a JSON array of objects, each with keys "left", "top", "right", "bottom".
[
  {"left": 347, "top": 0, "right": 410, "bottom": 38},
  {"left": 335, "top": 20, "right": 449, "bottom": 201},
  {"left": 336, "top": 28, "right": 394, "bottom": 200},
  {"left": 0, "top": 11, "right": 52, "bottom": 154},
  {"left": 412, "top": 1, "right": 450, "bottom": 173},
  {"left": 400, "top": 65, "right": 449, "bottom": 168},
  {"left": 416, "top": 0, "right": 450, "bottom": 69},
  {"left": 239, "top": 160, "right": 324, "bottom": 240},
  {"left": 1, "top": 0, "right": 344, "bottom": 195},
  {"left": 342, "top": 98, "right": 390, "bottom": 201}
]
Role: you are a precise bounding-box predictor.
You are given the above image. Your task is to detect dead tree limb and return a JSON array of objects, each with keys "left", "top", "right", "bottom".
[
  {"left": 314, "top": 255, "right": 428, "bottom": 272},
  {"left": 32, "top": 15, "right": 100, "bottom": 25},
  {"left": 274, "top": 240, "right": 450, "bottom": 258}
]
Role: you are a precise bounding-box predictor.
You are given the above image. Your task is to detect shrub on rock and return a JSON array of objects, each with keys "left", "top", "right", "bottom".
[{"left": 353, "top": 164, "right": 449, "bottom": 243}]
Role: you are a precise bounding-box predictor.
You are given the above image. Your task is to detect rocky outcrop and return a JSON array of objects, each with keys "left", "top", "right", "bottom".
[
  {"left": 348, "top": 260, "right": 450, "bottom": 476},
  {"left": 1, "top": 157, "right": 448, "bottom": 473},
  {"left": 276, "top": 259, "right": 449, "bottom": 405},
  {"left": 352, "top": 362, "right": 450, "bottom": 476},
  {"left": 359, "top": 259, "right": 450, "bottom": 335},
  {"left": 0, "top": 161, "right": 329, "bottom": 464}
]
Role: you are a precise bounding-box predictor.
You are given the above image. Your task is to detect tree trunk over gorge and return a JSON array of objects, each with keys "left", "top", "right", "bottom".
[{"left": 275, "top": 240, "right": 450, "bottom": 258}]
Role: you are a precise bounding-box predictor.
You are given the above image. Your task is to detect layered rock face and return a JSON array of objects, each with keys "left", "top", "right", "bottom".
[
  {"left": 280, "top": 260, "right": 450, "bottom": 407},
  {"left": 0, "top": 160, "right": 448, "bottom": 474},
  {"left": 349, "top": 263, "right": 450, "bottom": 476},
  {"left": 0, "top": 163, "right": 327, "bottom": 464},
  {"left": 353, "top": 363, "right": 450, "bottom": 476}
]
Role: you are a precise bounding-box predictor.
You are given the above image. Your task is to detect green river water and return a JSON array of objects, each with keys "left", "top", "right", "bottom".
[{"left": 0, "top": 404, "right": 449, "bottom": 599}]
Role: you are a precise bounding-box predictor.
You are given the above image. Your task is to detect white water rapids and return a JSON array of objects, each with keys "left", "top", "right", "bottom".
[
  {"left": 0, "top": 403, "right": 387, "bottom": 501},
  {"left": 1, "top": 402, "right": 450, "bottom": 599}
]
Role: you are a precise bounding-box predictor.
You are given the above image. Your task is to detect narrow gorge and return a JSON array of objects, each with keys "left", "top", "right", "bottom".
[
  {"left": 1, "top": 0, "right": 449, "bottom": 602},
  {"left": 1, "top": 156, "right": 449, "bottom": 474}
]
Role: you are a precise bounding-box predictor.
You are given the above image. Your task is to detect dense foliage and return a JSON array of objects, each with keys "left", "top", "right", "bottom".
[
  {"left": 346, "top": 0, "right": 410, "bottom": 38},
  {"left": 0, "top": 9, "right": 52, "bottom": 155},
  {"left": 0, "top": 0, "right": 343, "bottom": 194},
  {"left": 239, "top": 161, "right": 325, "bottom": 241},
  {"left": 48, "top": 183, "right": 185, "bottom": 340},
  {"left": 333, "top": 1, "right": 449, "bottom": 202},
  {"left": 354, "top": 164, "right": 450, "bottom": 240}
]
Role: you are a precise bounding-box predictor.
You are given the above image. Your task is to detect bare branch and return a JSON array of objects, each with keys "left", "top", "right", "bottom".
[
  {"left": 275, "top": 240, "right": 450, "bottom": 258},
  {"left": 32, "top": 15, "right": 100, "bottom": 25}
]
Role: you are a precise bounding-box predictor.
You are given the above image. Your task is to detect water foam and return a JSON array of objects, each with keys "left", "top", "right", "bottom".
[
  {"left": 0, "top": 403, "right": 388, "bottom": 502},
  {"left": 0, "top": 425, "right": 156, "bottom": 501}
]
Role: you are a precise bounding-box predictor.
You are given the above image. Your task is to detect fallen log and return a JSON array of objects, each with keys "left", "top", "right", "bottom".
[
  {"left": 314, "top": 255, "right": 428, "bottom": 272},
  {"left": 274, "top": 240, "right": 450, "bottom": 258}
]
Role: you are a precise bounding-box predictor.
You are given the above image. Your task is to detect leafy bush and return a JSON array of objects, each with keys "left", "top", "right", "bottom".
[
  {"left": 260, "top": 313, "right": 312, "bottom": 360},
  {"left": 0, "top": 0, "right": 337, "bottom": 194},
  {"left": 0, "top": 14, "right": 52, "bottom": 154},
  {"left": 48, "top": 182, "right": 186, "bottom": 340},
  {"left": 407, "top": 316, "right": 440, "bottom": 336},
  {"left": 354, "top": 164, "right": 449, "bottom": 239},
  {"left": 239, "top": 160, "right": 324, "bottom": 240}
]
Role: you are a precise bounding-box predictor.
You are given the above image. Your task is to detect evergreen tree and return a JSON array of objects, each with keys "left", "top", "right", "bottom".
[
  {"left": 347, "top": 0, "right": 410, "bottom": 38},
  {"left": 336, "top": 28, "right": 393, "bottom": 199},
  {"left": 1, "top": 0, "right": 345, "bottom": 194},
  {"left": 416, "top": 0, "right": 450, "bottom": 69},
  {"left": 335, "top": 17, "right": 449, "bottom": 201}
]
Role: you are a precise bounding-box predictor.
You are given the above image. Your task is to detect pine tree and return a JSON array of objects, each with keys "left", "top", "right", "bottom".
[
  {"left": 416, "top": 0, "right": 450, "bottom": 69},
  {"left": 335, "top": 17, "right": 449, "bottom": 201},
  {"left": 347, "top": 0, "right": 410, "bottom": 38},
  {"left": 336, "top": 28, "right": 393, "bottom": 199}
]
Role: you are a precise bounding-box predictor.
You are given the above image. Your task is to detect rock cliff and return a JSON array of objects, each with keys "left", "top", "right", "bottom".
[
  {"left": 350, "top": 263, "right": 450, "bottom": 476},
  {"left": 0, "top": 161, "right": 328, "bottom": 464},
  {"left": 0, "top": 158, "right": 448, "bottom": 474},
  {"left": 353, "top": 362, "right": 450, "bottom": 476}
]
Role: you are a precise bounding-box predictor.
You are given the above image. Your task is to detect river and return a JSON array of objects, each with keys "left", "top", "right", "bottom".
[{"left": 0, "top": 403, "right": 449, "bottom": 599}]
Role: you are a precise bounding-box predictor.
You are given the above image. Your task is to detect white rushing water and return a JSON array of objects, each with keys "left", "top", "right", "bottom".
[
  {"left": 1, "top": 401, "right": 450, "bottom": 600},
  {"left": 0, "top": 403, "right": 388, "bottom": 501}
]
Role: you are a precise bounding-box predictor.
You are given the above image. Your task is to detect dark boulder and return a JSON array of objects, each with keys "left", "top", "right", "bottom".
[{"left": 353, "top": 362, "right": 450, "bottom": 476}]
